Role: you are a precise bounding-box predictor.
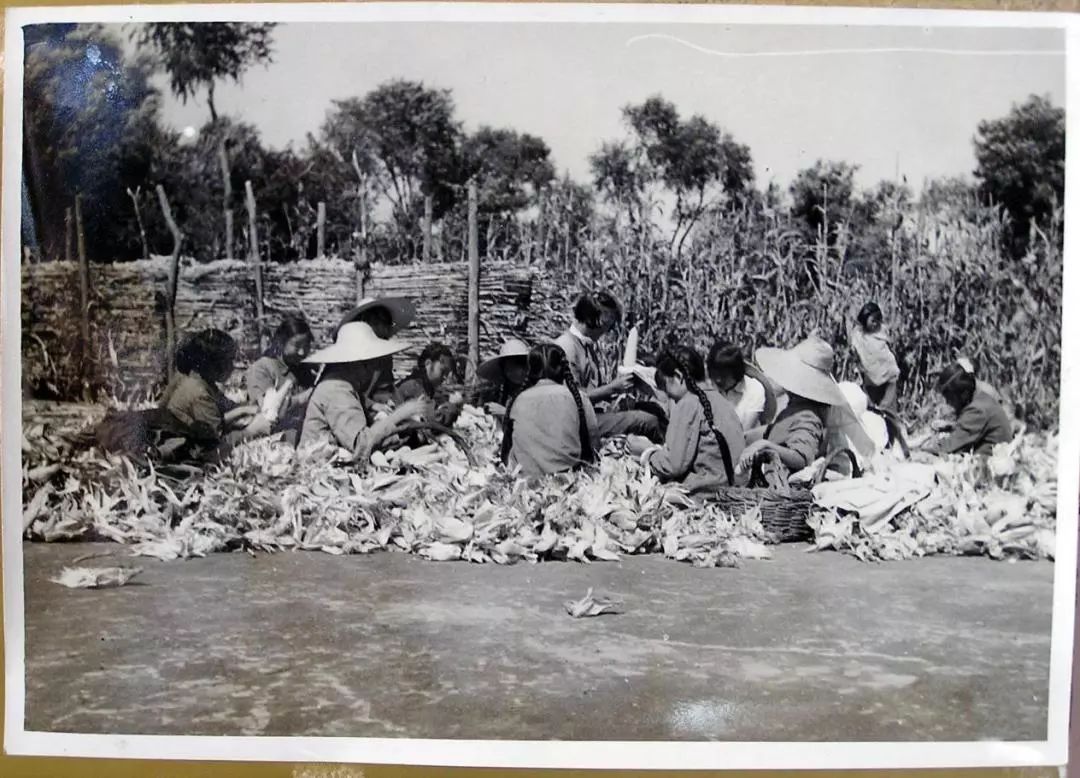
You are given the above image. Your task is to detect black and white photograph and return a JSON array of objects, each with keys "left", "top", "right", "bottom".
[{"left": 3, "top": 2, "right": 1077, "bottom": 769}]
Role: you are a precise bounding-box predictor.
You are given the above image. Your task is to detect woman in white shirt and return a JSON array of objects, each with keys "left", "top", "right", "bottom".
[{"left": 706, "top": 340, "right": 773, "bottom": 432}]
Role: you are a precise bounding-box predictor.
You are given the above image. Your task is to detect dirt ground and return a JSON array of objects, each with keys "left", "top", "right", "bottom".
[{"left": 21, "top": 541, "right": 1053, "bottom": 741}]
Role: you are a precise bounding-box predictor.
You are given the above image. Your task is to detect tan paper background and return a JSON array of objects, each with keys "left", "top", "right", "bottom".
[{"left": 0, "top": 1, "right": 1074, "bottom": 775}]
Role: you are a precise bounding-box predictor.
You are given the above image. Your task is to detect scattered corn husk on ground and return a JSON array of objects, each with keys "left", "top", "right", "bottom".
[
  {"left": 51, "top": 566, "right": 143, "bottom": 589},
  {"left": 809, "top": 431, "right": 1057, "bottom": 562},
  {"left": 564, "top": 587, "right": 623, "bottom": 618}
]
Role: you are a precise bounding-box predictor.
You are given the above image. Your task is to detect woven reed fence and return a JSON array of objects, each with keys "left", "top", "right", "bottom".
[{"left": 21, "top": 256, "right": 561, "bottom": 402}]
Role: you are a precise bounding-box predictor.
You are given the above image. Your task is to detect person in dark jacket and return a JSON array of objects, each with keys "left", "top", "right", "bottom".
[
  {"left": 394, "top": 342, "right": 464, "bottom": 429},
  {"left": 923, "top": 362, "right": 1013, "bottom": 456}
]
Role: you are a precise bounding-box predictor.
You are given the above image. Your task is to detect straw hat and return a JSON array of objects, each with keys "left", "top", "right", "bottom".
[
  {"left": 477, "top": 339, "right": 530, "bottom": 382},
  {"left": 336, "top": 297, "right": 416, "bottom": 336},
  {"left": 303, "top": 321, "right": 409, "bottom": 365},
  {"left": 754, "top": 336, "right": 847, "bottom": 407}
]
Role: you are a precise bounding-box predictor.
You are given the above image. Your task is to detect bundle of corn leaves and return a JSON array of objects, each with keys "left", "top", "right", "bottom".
[
  {"left": 21, "top": 405, "right": 771, "bottom": 568},
  {"left": 810, "top": 430, "right": 1057, "bottom": 562}
]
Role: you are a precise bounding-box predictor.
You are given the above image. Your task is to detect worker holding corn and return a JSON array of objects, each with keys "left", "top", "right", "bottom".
[
  {"left": 553, "top": 292, "right": 662, "bottom": 442},
  {"left": 245, "top": 313, "right": 316, "bottom": 446},
  {"left": 334, "top": 297, "right": 416, "bottom": 407}
]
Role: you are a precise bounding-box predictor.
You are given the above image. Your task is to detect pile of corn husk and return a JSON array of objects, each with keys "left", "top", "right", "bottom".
[
  {"left": 21, "top": 405, "right": 771, "bottom": 568},
  {"left": 810, "top": 430, "right": 1058, "bottom": 562}
]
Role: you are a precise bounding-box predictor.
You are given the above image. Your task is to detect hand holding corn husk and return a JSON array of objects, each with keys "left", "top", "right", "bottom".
[{"left": 260, "top": 377, "right": 296, "bottom": 424}]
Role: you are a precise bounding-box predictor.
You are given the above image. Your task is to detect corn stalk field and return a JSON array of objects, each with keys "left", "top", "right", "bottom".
[{"left": 527, "top": 194, "right": 1062, "bottom": 431}]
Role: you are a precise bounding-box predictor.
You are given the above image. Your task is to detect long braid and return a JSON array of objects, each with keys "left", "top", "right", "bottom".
[
  {"left": 561, "top": 359, "right": 595, "bottom": 465},
  {"left": 671, "top": 351, "right": 735, "bottom": 485},
  {"left": 499, "top": 385, "right": 523, "bottom": 465}
]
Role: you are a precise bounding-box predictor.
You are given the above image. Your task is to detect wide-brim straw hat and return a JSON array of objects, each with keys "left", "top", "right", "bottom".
[
  {"left": 304, "top": 321, "right": 410, "bottom": 365},
  {"left": 754, "top": 335, "right": 848, "bottom": 407},
  {"left": 478, "top": 338, "right": 530, "bottom": 382},
  {"left": 336, "top": 297, "right": 416, "bottom": 336}
]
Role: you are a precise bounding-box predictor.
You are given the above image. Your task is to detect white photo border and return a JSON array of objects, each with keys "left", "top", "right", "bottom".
[{"left": 2, "top": 2, "right": 1076, "bottom": 769}]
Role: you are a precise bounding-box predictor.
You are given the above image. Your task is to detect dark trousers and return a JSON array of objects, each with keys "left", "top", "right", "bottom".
[
  {"left": 596, "top": 409, "right": 663, "bottom": 442},
  {"left": 865, "top": 380, "right": 898, "bottom": 412}
]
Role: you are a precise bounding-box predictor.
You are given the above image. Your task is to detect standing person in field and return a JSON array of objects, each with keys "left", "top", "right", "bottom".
[
  {"left": 626, "top": 344, "right": 745, "bottom": 492},
  {"left": 554, "top": 292, "right": 662, "bottom": 442},
  {"left": 477, "top": 338, "right": 530, "bottom": 421},
  {"left": 922, "top": 362, "right": 1013, "bottom": 456},
  {"left": 850, "top": 301, "right": 901, "bottom": 412},
  {"left": 705, "top": 340, "right": 776, "bottom": 432},
  {"left": 394, "top": 342, "right": 465, "bottom": 429},
  {"left": 502, "top": 342, "right": 598, "bottom": 477},
  {"left": 299, "top": 322, "right": 429, "bottom": 457},
  {"left": 161, "top": 328, "right": 272, "bottom": 454},
  {"left": 245, "top": 313, "right": 316, "bottom": 446},
  {"left": 335, "top": 297, "right": 416, "bottom": 406}
]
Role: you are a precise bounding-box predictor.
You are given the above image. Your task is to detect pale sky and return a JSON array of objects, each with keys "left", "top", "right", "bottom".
[{"left": 129, "top": 22, "right": 1065, "bottom": 192}]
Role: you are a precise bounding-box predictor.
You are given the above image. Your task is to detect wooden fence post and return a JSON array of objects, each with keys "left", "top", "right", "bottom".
[
  {"left": 245, "top": 180, "right": 266, "bottom": 352},
  {"left": 64, "top": 206, "right": 73, "bottom": 264},
  {"left": 422, "top": 193, "right": 433, "bottom": 263},
  {"left": 156, "top": 185, "right": 183, "bottom": 381},
  {"left": 126, "top": 186, "right": 150, "bottom": 260},
  {"left": 74, "top": 194, "right": 90, "bottom": 388},
  {"left": 317, "top": 201, "right": 326, "bottom": 259},
  {"left": 466, "top": 179, "right": 480, "bottom": 384},
  {"left": 352, "top": 150, "right": 369, "bottom": 303}
]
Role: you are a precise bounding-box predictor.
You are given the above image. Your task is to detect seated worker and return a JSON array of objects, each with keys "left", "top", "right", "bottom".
[
  {"left": 626, "top": 344, "right": 745, "bottom": 492},
  {"left": 477, "top": 338, "right": 530, "bottom": 421},
  {"left": 245, "top": 313, "right": 316, "bottom": 446},
  {"left": 299, "top": 321, "right": 428, "bottom": 459},
  {"left": 922, "top": 362, "right": 1013, "bottom": 456},
  {"left": 553, "top": 292, "right": 662, "bottom": 442},
  {"left": 394, "top": 342, "right": 464, "bottom": 429},
  {"left": 502, "top": 342, "right": 598, "bottom": 477},
  {"left": 706, "top": 339, "right": 775, "bottom": 432},
  {"left": 334, "top": 297, "right": 416, "bottom": 406},
  {"left": 738, "top": 336, "right": 850, "bottom": 481}
]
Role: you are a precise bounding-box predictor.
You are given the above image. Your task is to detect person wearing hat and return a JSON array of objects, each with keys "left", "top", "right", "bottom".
[
  {"left": 850, "top": 301, "right": 900, "bottom": 412},
  {"left": 738, "top": 335, "right": 870, "bottom": 477},
  {"left": 477, "top": 338, "right": 530, "bottom": 420},
  {"left": 553, "top": 291, "right": 662, "bottom": 442},
  {"left": 334, "top": 297, "right": 416, "bottom": 407},
  {"left": 299, "top": 321, "right": 430, "bottom": 457}
]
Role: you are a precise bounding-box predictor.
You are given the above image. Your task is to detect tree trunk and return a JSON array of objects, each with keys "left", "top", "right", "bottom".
[
  {"left": 317, "top": 201, "right": 326, "bottom": 259},
  {"left": 156, "top": 185, "right": 183, "bottom": 382},
  {"left": 126, "top": 187, "right": 150, "bottom": 260},
  {"left": 219, "top": 140, "right": 233, "bottom": 261},
  {"left": 422, "top": 193, "right": 433, "bottom": 263},
  {"left": 64, "top": 206, "right": 73, "bottom": 263},
  {"left": 245, "top": 181, "right": 266, "bottom": 352},
  {"left": 466, "top": 180, "right": 480, "bottom": 384},
  {"left": 207, "top": 80, "right": 218, "bottom": 123}
]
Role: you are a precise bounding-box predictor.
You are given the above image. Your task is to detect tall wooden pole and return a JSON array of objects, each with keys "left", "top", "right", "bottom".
[
  {"left": 422, "top": 193, "right": 434, "bottom": 263},
  {"left": 156, "top": 185, "right": 183, "bottom": 381},
  {"left": 316, "top": 201, "right": 326, "bottom": 259},
  {"left": 74, "top": 194, "right": 90, "bottom": 389},
  {"left": 245, "top": 180, "right": 266, "bottom": 352},
  {"left": 466, "top": 179, "right": 480, "bottom": 384}
]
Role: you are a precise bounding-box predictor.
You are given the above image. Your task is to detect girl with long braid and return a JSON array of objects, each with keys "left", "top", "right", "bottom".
[
  {"left": 502, "top": 343, "right": 598, "bottom": 477},
  {"left": 626, "top": 344, "right": 745, "bottom": 492}
]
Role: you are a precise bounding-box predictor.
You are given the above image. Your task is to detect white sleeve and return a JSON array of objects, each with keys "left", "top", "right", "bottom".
[{"left": 746, "top": 377, "right": 767, "bottom": 415}]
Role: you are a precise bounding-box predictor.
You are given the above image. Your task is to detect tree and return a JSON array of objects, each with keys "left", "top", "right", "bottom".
[
  {"left": 321, "top": 80, "right": 465, "bottom": 260},
  {"left": 23, "top": 24, "right": 168, "bottom": 262},
  {"left": 591, "top": 96, "right": 753, "bottom": 259},
  {"left": 133, "top": 22, "right": 276, "bottom": 122},
  {"left": 973, "top": 94, "right": 1064, "bottom": 251},
  {"left": 789, "top": 160, "right": 859, "bottom": 243}
]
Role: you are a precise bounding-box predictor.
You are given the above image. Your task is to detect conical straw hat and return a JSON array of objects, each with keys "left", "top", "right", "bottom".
[
  {"left": 754, "top": 336, "right": 848, "bottom": 407},
  {"left": 336, "top": 297, "right": 416, "bottom": 337},
  {"left": 303, "top": 321, "right": 409, "bottom": 365},
  {"left": 478, "top": 339, "right": 530, "bottom": 382}
]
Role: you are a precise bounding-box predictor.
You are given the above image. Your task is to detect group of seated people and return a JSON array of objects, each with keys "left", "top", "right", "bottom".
[{"left": 150, "top": 289, "right": 1015, "bottom": 491}]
